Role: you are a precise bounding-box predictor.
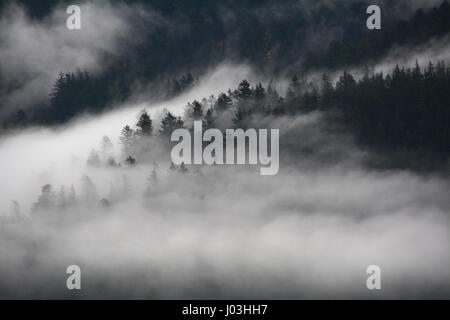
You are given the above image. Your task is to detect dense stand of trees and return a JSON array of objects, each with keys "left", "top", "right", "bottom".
[
  {"left": 39, "top": 70, "right": 194, "bottom": 125},
  {"left": 281, "top": 63, "right": 450, "bottom": 167},
  {"left": 2, "top": 1, "right": 450, "bottom": 128},
  {"left": 0, "top": 0, "right": 449, "bottom": 173},
  {"left": 110, "top": 61, "right": 450, "bottom": 170},
  {"left": 47, "top": 71, "right": 109, "bottom": 123}
]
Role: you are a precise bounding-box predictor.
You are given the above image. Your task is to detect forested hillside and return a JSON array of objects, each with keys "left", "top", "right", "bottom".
[
  {"left": 1, "top": 1, "right": 450, "bottom": 127},
  {"left": 114, "top": 62, "right": 450, "bottom": 170},
  {"left": 1, "top": 1, "right": 450, "bottom": 300},
  {"left": 1, "top": 0, "right": 450, "bottom": 170}
]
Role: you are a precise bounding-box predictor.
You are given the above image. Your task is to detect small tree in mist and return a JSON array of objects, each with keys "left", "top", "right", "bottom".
[
  {"left": 319, "top": 74, "right": 334, "bottom": 108},
  {"left": 120, "top": 125, "right": 135, "bottom": 144},
  {"left": 101, "top": 135, "right": 114, "bottom": 158},
  {"left": 232, "top": 107, "right": 250, "bottom": 129},
  {"left": 32, "top": 184, "right": 56, "bottom": 212},
  {"left": 11, "top": 110, "right": 28, "bottom": 128},
  {"left": 150, "top": 168, "right": 158, "bottom": 182},
  {"left": 125, "top": 155, "right": 136, "bottom": 166},
  {"left": 254, "top": 83, "right": 266, "bottom": 101},
  {"left": 216, "top": 93, "right": 233, "bottom": 112},
  {"left": 159, "top": 111, "right": 184, "bottom": 139},
  {"left": 266, "top": 84, "right": 281, "bottom": 109},
  {"left": 203, "top": 108, "right": 215, "bottom": 129},
  {"left": 236, "top": 80, "right": 252, "bottom": 100},
  {"left": 187, "top": 100, "right": 204, "bottom": 120},
  {"left": 119, "top": 125, "right": 136, "bottom": 155},
  {"left": 136, "top": 111, "right": 153, "bottom": 136},
  {"left": 107, "top": 156, "right": 118, "bottom": 167},
  {"left": 101, "top": 136, "right": 118, "bottom": 167}
]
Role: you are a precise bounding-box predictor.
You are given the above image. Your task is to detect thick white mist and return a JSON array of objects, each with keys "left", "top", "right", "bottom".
[{"left": 0, "top": 63, "right": 449, "bottom": 298}]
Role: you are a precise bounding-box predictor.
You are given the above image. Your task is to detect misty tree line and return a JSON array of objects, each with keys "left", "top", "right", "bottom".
[
  {"left": 28, "top": 161, "right": 189, "bottom": 216},
  {"left": 29, "top": 164, "right": 163, "bottom": 215},
  {"left": 29, "top": 109, "right": 191, "bottom": 215},
  {"left": 26, "top": 78, "right": 274, "bottom": 215},
  {"left": 3, "top": 0, "right": 450, "bottom": 216},
  {"left": 2, "top": 0, "right": 450, "bottom": 129},
  {"left": 14, "top": 59, "right": 450, "bottom": 217},
  {"left": 31, "top": 175, "right": 139, "bottom": 214},
  {"left": 7, "top": 70, "right": 196, "bottom": 127},
  {"left": 112, "top": 60, "right": 450, "bottom": 171},
  {"left": 84, "top": 58, "right": 450, "bottom": 172}
]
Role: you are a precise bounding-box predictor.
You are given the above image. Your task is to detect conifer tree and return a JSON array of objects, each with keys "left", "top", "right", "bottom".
[
  {"left": 216, "top": 93, "right": 233, "bottom": 111},
  {"left": 136, "top": 111, "right": 153, "bottom": 136},
  {"left": 159, "top": 111, "right": 184, "bottom": 138},
  {"left": 236, "top": 80, "right": 252, "bottom": 99}
]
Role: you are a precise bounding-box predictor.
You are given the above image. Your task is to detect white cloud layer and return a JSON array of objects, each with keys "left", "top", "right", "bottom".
[{"left": 0, "top": 65, "right": 449, "bottom": 298}]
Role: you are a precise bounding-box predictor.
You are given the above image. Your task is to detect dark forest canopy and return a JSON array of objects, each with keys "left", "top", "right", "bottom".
[
  {"left": 1, "top": 0, "right": 449, "bottom": 127},
  {"left": 0, "top": 1, "right": 450, "bottom": 171},
  {"left": 0, "top": 1, "right": 448, "bottom": 124},
  {"left": 3, "top": 0, "right": 449, "bottom": 73}
]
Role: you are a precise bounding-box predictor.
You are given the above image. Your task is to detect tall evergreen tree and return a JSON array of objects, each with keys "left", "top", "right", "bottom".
[
  {"left": 136, "top": 111, "right": 153, "bottom": 136},
  {"left": 119, "top": 125, "right": 136, "bottom": 152},
  {"left": 236, "top": 80, "right": 252, "bottom": 99},
  {"left": 216, "top": 93, "right": 233, "bottom": 111},
  {"left": 32, "top": 184, "right": 56, "bottom": 212},
  {"left": 254, "top": 83, "right": 266, "bottom": 100},
  {"left": 188, "top": 100, "right": 204, "bottom": 120},
  {"left": 159, "top": 111, "right": 184, "bottom": 138},
  {"left": 203, "top": 108, "right": 215, "bottom": 129}
]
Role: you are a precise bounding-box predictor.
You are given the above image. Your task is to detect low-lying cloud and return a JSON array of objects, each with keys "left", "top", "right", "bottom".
[{"left": 0, "top": 66, "right": 449, "bottom": 298}]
